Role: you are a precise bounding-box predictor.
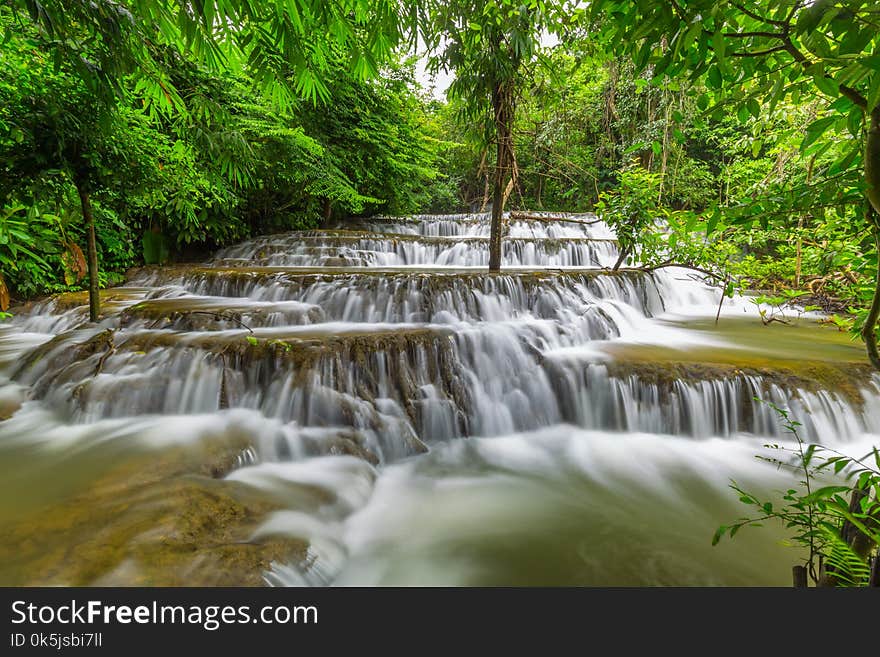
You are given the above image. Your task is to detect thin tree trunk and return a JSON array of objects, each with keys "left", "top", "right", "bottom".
[
  {"left": 489, "top": 79, "right": 515, "bottom": 272},
  {"left": 323, "top": 197, "right": 333, "bottom": 225},
  {"left": 76, "top": 181, "right": 100, "bottom": 323},
  {"left": 862, "top": 108, "right": 880, "bottom": 368},
  {"left": 480, "top": 174, "right": 490, "bottom": 213},
  {"left": 613, "top": 246, "right": 630, "bottom": 271},
  {"left": 862, "top": 221, "right": 880, "bottom": 370},
  {"left": 866, "top": 107, "right": 880, "bottom": 217},
  {"left": 658, "top": 82, "right": 670, "bottom": 204},
  {"left": 489, "top": 138, "right": 506, "bottom": 272},
  {"left": 795, "top": 156, "right": 816, "bottom": 288},
  {"left": 476, "top": 147, "right": 490, "bottom": 212}
]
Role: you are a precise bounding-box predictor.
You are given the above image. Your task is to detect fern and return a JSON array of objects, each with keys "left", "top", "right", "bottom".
[{"left": 820, "top": 526, "right": 872, "bottom": 587}]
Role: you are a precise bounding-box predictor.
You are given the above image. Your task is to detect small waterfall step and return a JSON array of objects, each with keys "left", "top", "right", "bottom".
[
  {"left": 128, "top": 265, "right": 668, "bottom": 323},
  {"left": 12, "top": 310, "right": 879, "bottom": 446},
  {"left": 344, "top": 212, "right": 616, "bottom": 239},
  {"left": 215, "top": 234, "right": 620, "bottom": 268},
  {"left": 119, "top": 296, "right": 326, "bottom": 330}
]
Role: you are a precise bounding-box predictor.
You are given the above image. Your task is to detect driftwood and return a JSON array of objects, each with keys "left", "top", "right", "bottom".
[{"left": 508, "top": 211, "right": 603, "bottom": 226}]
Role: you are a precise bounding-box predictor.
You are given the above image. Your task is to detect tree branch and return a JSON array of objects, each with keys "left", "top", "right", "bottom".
[
  {"left": 642, "top": 260, "right": 726, "bottom": 282},
  {"left": 780, "top": 39, "right": 868, "bottom": 108},
  {"left": 730, "top": 2, "right": 788, "bottom": 27},
  {"left": 731, "top": 45, "right": 788, "bottom": 58},
  {"left": 724, "top": 30, "right": 785, "bottom": 39}
]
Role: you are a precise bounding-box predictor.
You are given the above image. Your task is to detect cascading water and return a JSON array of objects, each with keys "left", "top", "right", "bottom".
[{"left": 0, "top": 211, "right": 877, "bottom": 586}]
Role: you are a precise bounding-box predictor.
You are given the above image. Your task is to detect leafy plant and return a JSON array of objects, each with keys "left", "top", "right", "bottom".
[{"left": 714, "top": 400, "right": 880, "bottom": 587}]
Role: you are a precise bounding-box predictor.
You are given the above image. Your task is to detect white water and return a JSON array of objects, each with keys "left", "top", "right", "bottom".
[{"left": 1, "top": 211, "right": 877, "bottom": 585}]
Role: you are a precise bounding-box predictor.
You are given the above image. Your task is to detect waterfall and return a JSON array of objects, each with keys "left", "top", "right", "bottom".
[{"left": 1, "top": 211, "right": 876, "bottom": 586}]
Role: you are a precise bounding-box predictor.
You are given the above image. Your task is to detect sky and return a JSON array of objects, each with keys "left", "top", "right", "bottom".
[{"left": 413, "top": 31, "right": 561, "bottom": 101}]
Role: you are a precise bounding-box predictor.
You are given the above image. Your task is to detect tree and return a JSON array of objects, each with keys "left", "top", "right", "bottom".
[
  {"left": 592, "top": 0, "right": 880, "bottom": 366},
  {"left": 4, "top": 0, "right": 414, "bottom": 320},
  {"left": 0, "top": 23, "right": 155, "bottom": 320},
  {"left": 421, "top": 0, "right": 573, "bottom": 271}
]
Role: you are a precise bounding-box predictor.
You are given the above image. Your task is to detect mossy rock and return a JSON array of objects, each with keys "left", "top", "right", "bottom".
[
  {"left": 604, "top": 358, "right": 874, "bottom": 407},
  {"left": 0, "top": 437, "right": 309, "bottom": 586}
]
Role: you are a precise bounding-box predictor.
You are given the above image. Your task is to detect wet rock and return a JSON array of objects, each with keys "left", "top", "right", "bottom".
[{"left": 0, "top": 437, "right": 308, "bottom": 586}]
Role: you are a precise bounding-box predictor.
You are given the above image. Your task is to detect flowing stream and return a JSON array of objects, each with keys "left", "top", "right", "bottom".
[{"left": 1, "top": 212, "right": 877, "bottom": 585}]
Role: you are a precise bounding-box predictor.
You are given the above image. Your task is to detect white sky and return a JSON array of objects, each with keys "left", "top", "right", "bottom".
[{"left": 414, "top": 31, "right": 560, "bottom": 101}]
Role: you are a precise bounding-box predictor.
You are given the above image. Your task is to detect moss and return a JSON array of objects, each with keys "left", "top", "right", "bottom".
[
  {"left": 11, "top": 288, "right": 148, "bottom": 317},
  {"left": 0, "top": 438, "right": 309, "bottom": 586},
  {"left": 128, "top": 264, "right": 646, "bottom": 283},
  {"left": 120, "top": 298, "right": 321, "bottom": 331},
  {"left": 222, "top": 234, "right": 616, "bottom": 248},
  {"left": 604, "top": 357, "right": 874, "bottom": 407}
]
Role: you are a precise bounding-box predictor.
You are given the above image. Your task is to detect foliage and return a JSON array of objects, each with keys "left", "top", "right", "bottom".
[
  {"left": 4, "top": 0, "right": 413, "bottom": 107},
  {"left": 422, "top": 0, "right": 570, "bottom": 141},
  {"left": 589, "top": 0, "right": 880, "bottom": 361},
  {"left": 421, "top": 0, "right": 578, "bottom": 269},
  {"left": 714, "top": 400, "right": 880, "bottom": 586},
  {"left": 594, "top": 163, "right": 666, "bottom": 267},
  {"left": 0, "top": 6, "right": 443, "bottom": 306}
]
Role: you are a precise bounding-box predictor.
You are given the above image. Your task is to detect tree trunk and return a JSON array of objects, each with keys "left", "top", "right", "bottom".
[
  {"left": 866, "top": 108, "right": 880, "bottom": 217},
  {"left": 480, "top": 173, "right": 490, "bottom": 213},
  {"left": 489, "top": 79, "right": 515, "bottom": 272},
  {"left": 792, "top": 565, "right": 808, "bottom": 588},
  {"left": 477, "top": 148, "right": 490, "bottom": 212},
  {"left": 612, "top": 246, "right": 630, "bottom": 271},
  {"left": 861, "top": 109, "right": 880, "bottom": 368},
  {"left": 863, "top": 220, "right": 880, "bottom": 371},
  {"left": 489, "top": 138, "right": 506, "bottom": 272},
  {"left": 75, "top": 181, "right": 100, "bottom": 323}
]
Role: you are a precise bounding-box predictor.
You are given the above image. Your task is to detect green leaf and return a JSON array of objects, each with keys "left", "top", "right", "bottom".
[
  {"left": 747, "top": 97, "right": 760, "bottom": 118},
  {"left": 751, "top": 139, "right": 762, "bottom": 158},
  {"left": 813, "top": 75, "right": 839, "bottom": 97},
  {"left": 847, "top": 106, "right": 864, "bottom": 137},
  {"left": 800, "top": 116, "right": 835, "bottom": 151},
  {"left": 707, "top": 65, "right": 722, "bottom": 90},
  {"left": 706, "top": 209, "right": 720, "bottom": 235},
  {"left": 802, "top": 485, "right": 851, "bottom": 504}
]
